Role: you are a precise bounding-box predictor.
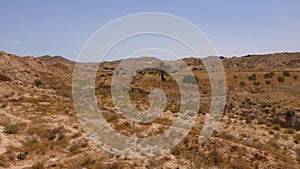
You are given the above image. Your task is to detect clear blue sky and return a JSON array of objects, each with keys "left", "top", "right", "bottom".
[{"left": 0, "top": 0, "right": 299, "bottom": 61}]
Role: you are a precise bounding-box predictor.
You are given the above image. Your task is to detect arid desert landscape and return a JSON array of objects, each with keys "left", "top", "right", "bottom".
[{"left": 0, "top": 50, "right": 300, "bottom": 168}]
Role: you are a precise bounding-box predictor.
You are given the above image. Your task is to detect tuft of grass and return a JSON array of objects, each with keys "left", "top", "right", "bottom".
[
  {"left": 208, "top": 149, "right": 223, "bottom": 167},
  {"left": 3, "top": 124, "right": 19, "bottom": 134},
  {"left": 0, "top": 155, "right": 9, "bottom": 168},
  {"left": 170, "top": 147, "right": 181, "bottom": 156},
  {"left": 272, "top": 124, "right": 281, "bottom": 131},
  {"left": 32, "top": 162, "right": 44, "bottom": 169},
  {"left": 284, "top": 128, "right": 294, "bottom": 134},
  {"left": 170, "top": 106, "right": 180, "bottom": 113},
  {"left": 227, "top": 158, "right": 252, "bottom": 169},
  {"left": 257, "top": 119, "right": 265, "bottom": 125}
]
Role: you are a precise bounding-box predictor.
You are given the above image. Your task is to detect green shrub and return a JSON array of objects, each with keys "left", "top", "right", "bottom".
[
  {"left": 293, "top": 75, "right": 298, "bottom": 80},
  {"left": 261, "top": 102, "right": 272, "bottom": 108},
  {"left": 282, "top": 71, "right": 290, "bottom": 77},
  {"left": 248, "top": 74, "right": 256, "bottom": 81},
  {"left": 265, "top": 80, "right": 271, "bottom": 85},
  {"left": 239, "top": 81, "right": 246, "bottom": 87},
  {"left": 277, "top": 76, "right": 285, "bottom": 83},
  {"left": 34, "top": 79, "right": 42, "bottom": 87},
  {"left": 3, "top": 124, "right": 19, "bottom": 134},
  {"left": 182, "top": 75, "right": 198, "bottom": 84},
  {"left": 264, "top": 72, "right": 275, "bottom": 79},
  {"left": 170, "top": 147, "right": 180, "bottom": 156},
  {"left": 285, "top": 110, "right": 295, "bottom": 122}
]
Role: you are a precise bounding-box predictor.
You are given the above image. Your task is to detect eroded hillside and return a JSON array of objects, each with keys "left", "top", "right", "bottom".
[{"left": 0, "top": 51, "right": 300, "bottom": 168}]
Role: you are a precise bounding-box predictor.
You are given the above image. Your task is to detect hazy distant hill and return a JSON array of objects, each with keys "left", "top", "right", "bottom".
[{"left": 38, "top": 55, "right": 74, "bottom": 64}]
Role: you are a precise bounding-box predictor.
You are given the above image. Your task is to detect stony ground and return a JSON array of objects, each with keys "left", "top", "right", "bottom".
[{"left": 0, "top": 51, "right": 300, "bottom": 168}]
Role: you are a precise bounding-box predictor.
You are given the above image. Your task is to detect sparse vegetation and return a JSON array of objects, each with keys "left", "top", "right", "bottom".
[
  {"left": 285, "top": 110, "right": 295, "bottom": 122},
  {"left": 265, "top": 80, "right": 271, "bottom": 84},
  {"left": 170, "top": 106, "right": 180, "bottom": 113},
  {"left": 32, "top": 162, "right": 44, "bottom": 169},
  {"left": 171, "top": 147, "right": 181, "bottom": 156},
  {"left": 1, "top": 50, "right": 300, "bottom": 168},
  {"left": 248, "top": 73, "right": 256, "bottom": 81},
  {"left": 0, "top": 155, "right": 9, "bottom": 168},
  {"left": 209, "top": 149, "right": 223, "bottom": 166},
  {"left": 239, "top": 81, "right": 246, "bottom": 87},
  {"left": 264, "top": 71, "right": 275, "bottom": 79},
  {"left": 284, "top": 128, "right": 294, "bottom": 134},
  {"left": 283, "top": 71, "right": 290, "bottom": 77},
  {"left": 261, "top": 102, "right": 272, "bottom": 108},
  {"left": 3, "top": 124, "right": 19, "bottom": 134},
  {"left": 34, "top": 79, "right": 42, "bottom": 87},
  {"left": 277, "top": 76, "right": 285, "bottom": 83},
  {"left": 227, "top": 158, "right": 252, "bottom": 169}
]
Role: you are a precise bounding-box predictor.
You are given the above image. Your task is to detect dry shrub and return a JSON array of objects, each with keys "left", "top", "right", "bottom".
[
  {"left": 208, "top": 149, "right": 223, "bottom": 166},
  {"left": 3, "top": 124, "right": 19, "bottom": 134},
  {"left": 227, "top": 158, "right": 252, "bottom": 169}
]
